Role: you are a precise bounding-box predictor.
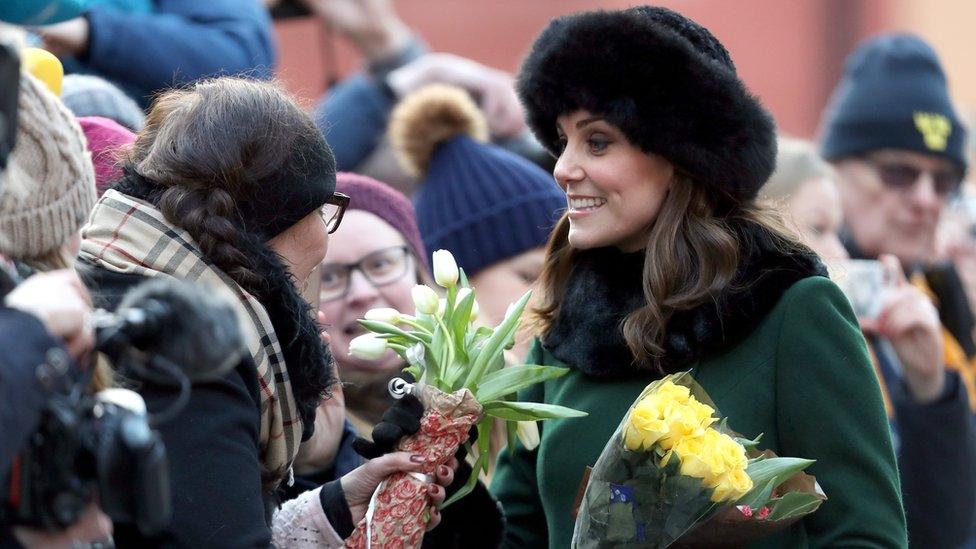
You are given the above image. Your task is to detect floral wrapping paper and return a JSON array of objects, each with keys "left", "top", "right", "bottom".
[{"left": 345, "top": 385, "right": 482, "bottom": 549}]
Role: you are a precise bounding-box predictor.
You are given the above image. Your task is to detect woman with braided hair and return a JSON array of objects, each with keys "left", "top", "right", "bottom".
[{"left": 77, "top": 77, "right": 455, "bottom": 547}]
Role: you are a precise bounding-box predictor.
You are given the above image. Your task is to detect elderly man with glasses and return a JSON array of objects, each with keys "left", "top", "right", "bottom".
[{"left": 819, "top": 32, "right": 976, "bottom": 548}]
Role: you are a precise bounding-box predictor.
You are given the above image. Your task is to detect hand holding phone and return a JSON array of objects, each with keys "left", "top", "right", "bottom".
[{"left": 834, "top": 256, "right": 946, "bottom": 402}]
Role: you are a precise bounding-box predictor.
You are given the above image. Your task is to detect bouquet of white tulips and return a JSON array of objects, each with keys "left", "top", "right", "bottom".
[{"left": 344, "top": 249, "right": 586, "bottom": 549}]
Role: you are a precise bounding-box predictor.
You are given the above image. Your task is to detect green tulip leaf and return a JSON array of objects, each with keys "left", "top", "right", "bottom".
[
  {"left": 483, "top": 400, "right": 588, "bottom": 421},
  {"left": 767, "top": 491, "right": 825, "bottom": 521},
  {"left": 463, "top": 291, "right": 532, "bottom": 388},
  {"left": 358, "top": 320, "right": 430, "bottom": 344},
  {"left": 475, "top": 365, "right": 570, "bottom": 402},
  {"left": 738, "top": 457, "right": 816, "bottom": 509}
]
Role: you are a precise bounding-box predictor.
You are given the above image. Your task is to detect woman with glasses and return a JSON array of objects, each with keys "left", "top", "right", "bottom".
[
  {"left": 76, "top": 78, "right": 455, "bottom": 547},
  {"left": 301, "top": 172, "right": 504, "bottom": 549},
  {"left": 317, "top": 172, "right": 431, "bottom": 442}
]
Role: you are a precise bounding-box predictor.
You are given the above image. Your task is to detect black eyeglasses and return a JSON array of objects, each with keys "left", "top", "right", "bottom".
[
  {"left": 861, "top": 156, "right": 962, "bottom": 198},
  {"left": 321, "top": 192, "right": 350, "bottom": 234},
  {"left": 319, "top": 245, "right": 413, "bottom": 302}
]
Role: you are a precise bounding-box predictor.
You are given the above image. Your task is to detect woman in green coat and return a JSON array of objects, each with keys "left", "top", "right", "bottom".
[{"left": 490, "top": 6, "right": 907, "bottom": 548}]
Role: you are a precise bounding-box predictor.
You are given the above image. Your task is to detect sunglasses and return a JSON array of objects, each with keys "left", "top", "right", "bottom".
[
  {"left": 321, "top": 192, "right": 350, "bottom": 234},
  {"left": 861, "top": 157, "right": 962, "bottom": 198}
]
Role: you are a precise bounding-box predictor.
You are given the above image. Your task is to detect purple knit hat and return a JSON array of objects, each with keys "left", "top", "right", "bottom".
[{"left": 336, "top": 172, "right": 429, "bottom": 273}]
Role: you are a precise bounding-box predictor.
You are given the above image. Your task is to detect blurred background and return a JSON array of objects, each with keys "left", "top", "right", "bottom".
[{"left": 275, "top": 0, "right": 976, "bottom": 139}]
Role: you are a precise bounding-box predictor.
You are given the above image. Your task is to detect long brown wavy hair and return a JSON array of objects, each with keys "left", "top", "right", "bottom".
[{"left": 528, "top": 172, "right": 807, "bottom": 372}]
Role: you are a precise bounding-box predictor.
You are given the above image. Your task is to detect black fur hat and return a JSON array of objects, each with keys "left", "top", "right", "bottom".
[{"left": 517, "top": 6, "right": 777, "bottom": 201}]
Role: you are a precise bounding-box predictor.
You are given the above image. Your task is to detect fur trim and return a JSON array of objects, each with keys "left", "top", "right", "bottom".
[
  {"left": 543, "top": 221, "right": 826, "bottom": 379},
  {"left": 517, "top": 7, "right": 777, "bottom": 201},
  {"left": 389, "top": 84, "right": 489, "bottom": 177}
]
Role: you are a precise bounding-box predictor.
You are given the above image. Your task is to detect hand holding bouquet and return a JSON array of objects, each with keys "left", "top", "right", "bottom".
[
  {"left": 573, "top": 372, "right": 826, "bottom": 548},
  {"left": 345, "top": 250, "right": 586, "bottom": 548}
]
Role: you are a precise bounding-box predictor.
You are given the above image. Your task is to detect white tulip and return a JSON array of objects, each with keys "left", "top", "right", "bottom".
[
  {"left": 516, "top": 421, "right": 540, "bottom": 451},
  {"left": 411, "top": 285, "right": 440, "bottom": 315},
  {"left": 364, "top": 307, "right": 402, "bottom": 324},
  {"left": 456, "top": 288, "right": 480, "bottom": 322},
  {"left": 348, "top": 333, "right": 388, "bottom": 360},
  {"left": 432, "top": 249, "right": 459, "bottom": 288}
]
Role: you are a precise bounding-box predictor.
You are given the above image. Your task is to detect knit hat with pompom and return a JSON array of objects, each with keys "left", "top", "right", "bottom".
[{"left": 388, "top": 84, "right": 564, "bottom": 276}]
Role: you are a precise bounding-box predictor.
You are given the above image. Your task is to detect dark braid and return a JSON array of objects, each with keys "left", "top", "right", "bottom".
[{"left": 157, "top": 186, "right": 265, "bottom": 297}]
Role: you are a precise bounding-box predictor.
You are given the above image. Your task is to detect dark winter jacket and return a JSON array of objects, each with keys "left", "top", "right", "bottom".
[
  {"left": 282, "top": 420, "right": 362, "bottom": 502},
  {"left": 872, "top": 336, "right": 976, "bottom": 547},
  {"left": 0, "top": 307, "right": 69, "bottom": 474},
  {"left": 491, "top": 228, "right": 907, "bottom": 548},
  {"left": 78, "top": 0, "right": 275, "bottom": 104}
]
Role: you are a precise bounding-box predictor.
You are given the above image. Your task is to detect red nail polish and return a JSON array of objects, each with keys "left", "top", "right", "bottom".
[{"left": 439, "top": 466, "right": 450, "bottom": 476}]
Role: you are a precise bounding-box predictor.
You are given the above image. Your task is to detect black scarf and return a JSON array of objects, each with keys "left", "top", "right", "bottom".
[
  {"left": 114, "top": 174, "right": 335, "bottom": 440},
  {"left": 543, "top": 221, "right": 827, "bottom": 379}
]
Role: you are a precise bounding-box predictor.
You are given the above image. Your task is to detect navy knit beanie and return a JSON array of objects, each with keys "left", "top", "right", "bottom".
[
  {"left": 389, "top": 85, "right": 564, "bottom": 276},
  {"left": 820, "top": 33, "right": 967, "bottom": 173}
]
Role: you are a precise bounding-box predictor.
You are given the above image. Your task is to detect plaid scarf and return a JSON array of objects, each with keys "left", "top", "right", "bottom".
[{"left": 79, "top": 189, "right": 302, "bottom": 488}]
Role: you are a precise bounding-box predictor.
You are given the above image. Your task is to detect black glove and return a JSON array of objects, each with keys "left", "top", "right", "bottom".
[{"left": 352, "top": 393, "right": 425, "bottom": 459}]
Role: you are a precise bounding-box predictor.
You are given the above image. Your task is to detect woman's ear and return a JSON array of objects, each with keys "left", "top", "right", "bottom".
[{"left": 662, "top": 159, "right": 677, "bottom": 192}]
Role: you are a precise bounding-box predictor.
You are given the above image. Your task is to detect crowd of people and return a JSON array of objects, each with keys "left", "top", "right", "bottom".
[{"left": 1, "top": 1, "right": 975, "bottom": 548}]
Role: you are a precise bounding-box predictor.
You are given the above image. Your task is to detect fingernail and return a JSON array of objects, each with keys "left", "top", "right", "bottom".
[
  {"left": 439, "top": 465, "right": 450, "bottom": 476},
  {"left": 429, "top": 485, "right": 440, "bottom": 495},
  {"left": 410, "top": 454, "right": 425, "bottom": 463}
]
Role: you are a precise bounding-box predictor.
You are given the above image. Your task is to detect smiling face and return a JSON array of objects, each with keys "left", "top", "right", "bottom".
[{"left": 553, "top": 110, "right": 674, "bottom": 251}]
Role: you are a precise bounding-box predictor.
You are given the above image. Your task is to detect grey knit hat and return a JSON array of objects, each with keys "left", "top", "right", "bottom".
[
  {"left": 0, "top": 72, "right": 96, "bottom": 259},
  {"left": 61, "top": 74, "right": 146, "bottom": 131}
]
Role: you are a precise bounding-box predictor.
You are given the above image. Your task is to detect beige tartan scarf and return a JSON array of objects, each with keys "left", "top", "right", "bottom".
[{"left": 79, "top": 189, "right": 302, "bottom": 488}]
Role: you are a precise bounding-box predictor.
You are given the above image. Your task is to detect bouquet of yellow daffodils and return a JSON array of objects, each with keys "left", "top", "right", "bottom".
[
  {"left": 572, "top": 372, "right": 825, "bottom": 548},
  {"left": 345, "top": 250, "right": 586, "bottom": 549}
]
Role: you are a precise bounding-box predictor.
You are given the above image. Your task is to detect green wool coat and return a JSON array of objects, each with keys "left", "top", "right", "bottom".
[{"left": 491, "top": 277, "right": 907, "bottom": 548}]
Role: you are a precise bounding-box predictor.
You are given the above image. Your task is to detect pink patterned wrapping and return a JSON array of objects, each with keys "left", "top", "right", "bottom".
[{"left": 345, "top": 386, "right": 482, "bottom": 549}]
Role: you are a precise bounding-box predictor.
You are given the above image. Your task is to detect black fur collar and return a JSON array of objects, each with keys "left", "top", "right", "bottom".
[
  {"left": 542, "top": 222, "right": 826, "bottom": 379},
  {"left": 114, "top": 175, "right": 334, "bottom": 441}
]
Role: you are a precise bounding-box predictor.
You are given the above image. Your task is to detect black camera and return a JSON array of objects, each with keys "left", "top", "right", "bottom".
[
  {"left": 3, "top": 315, "right": 171, "bottom": 535},
  {"left": 2, "top": 274, "right": 244, "bottom": 535},
  {"left": 4, "top": 385, "right": 169, "bottom": 534}
]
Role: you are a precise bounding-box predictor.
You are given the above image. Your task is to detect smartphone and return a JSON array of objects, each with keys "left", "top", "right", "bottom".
[
  {"left": 828, "top": 259, "right": 891, "bottom": 319},
  {"left": 0, "top": 43, "right": 19, "bottom": 172}
]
